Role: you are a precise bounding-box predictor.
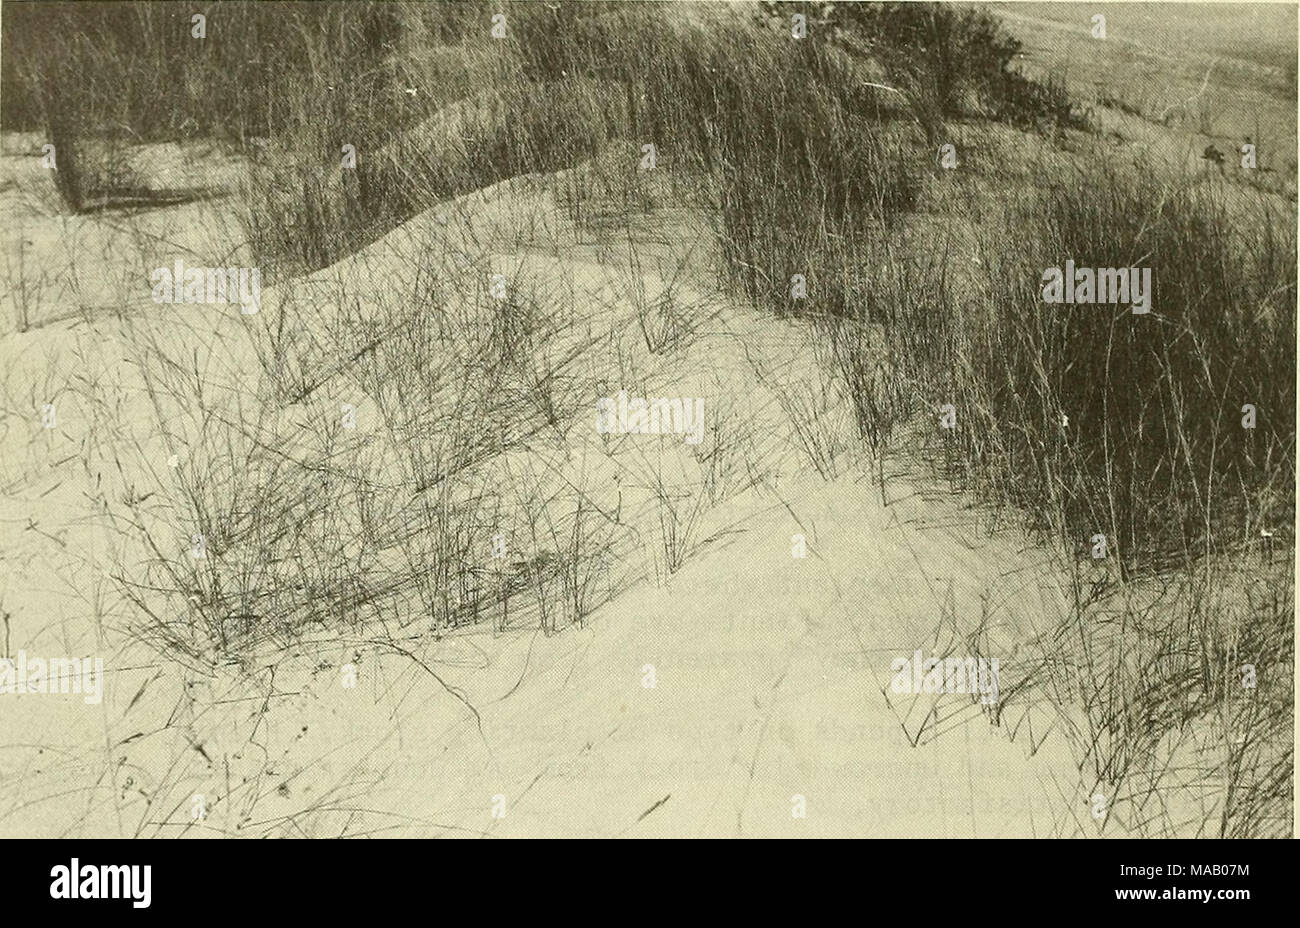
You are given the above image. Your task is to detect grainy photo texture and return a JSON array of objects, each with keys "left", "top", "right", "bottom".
[{"left": 0, "top": 0, "right": 1294, "bottom": 841}]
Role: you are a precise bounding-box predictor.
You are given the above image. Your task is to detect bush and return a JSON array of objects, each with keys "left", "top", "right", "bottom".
[{"left": 760, "top": 1, "right": 1085, "bottom": 129}]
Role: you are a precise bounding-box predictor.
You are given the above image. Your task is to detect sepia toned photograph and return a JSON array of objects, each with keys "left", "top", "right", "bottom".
[{"left": 0, "top": 0, "right": 1293, "bottom": 857}]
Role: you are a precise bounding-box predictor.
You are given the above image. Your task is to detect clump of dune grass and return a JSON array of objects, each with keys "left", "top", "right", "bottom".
[
  {"left": 104, "top": 228, "right": 640, "bottom": 657},
  {"left": 896, "top": 159, "right": 1296, "bottom": 838},
  {"left": 954, "top": 163, "right": 1294, "bottom": 574}
]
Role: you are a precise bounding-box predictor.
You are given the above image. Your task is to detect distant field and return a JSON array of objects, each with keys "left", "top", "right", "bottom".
[
  {"left": 996, "top": 2, "right": 1296, "bottom": 71},
  {"left": 986, "top": 1, "right": 1297, "bottom": 169}
]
